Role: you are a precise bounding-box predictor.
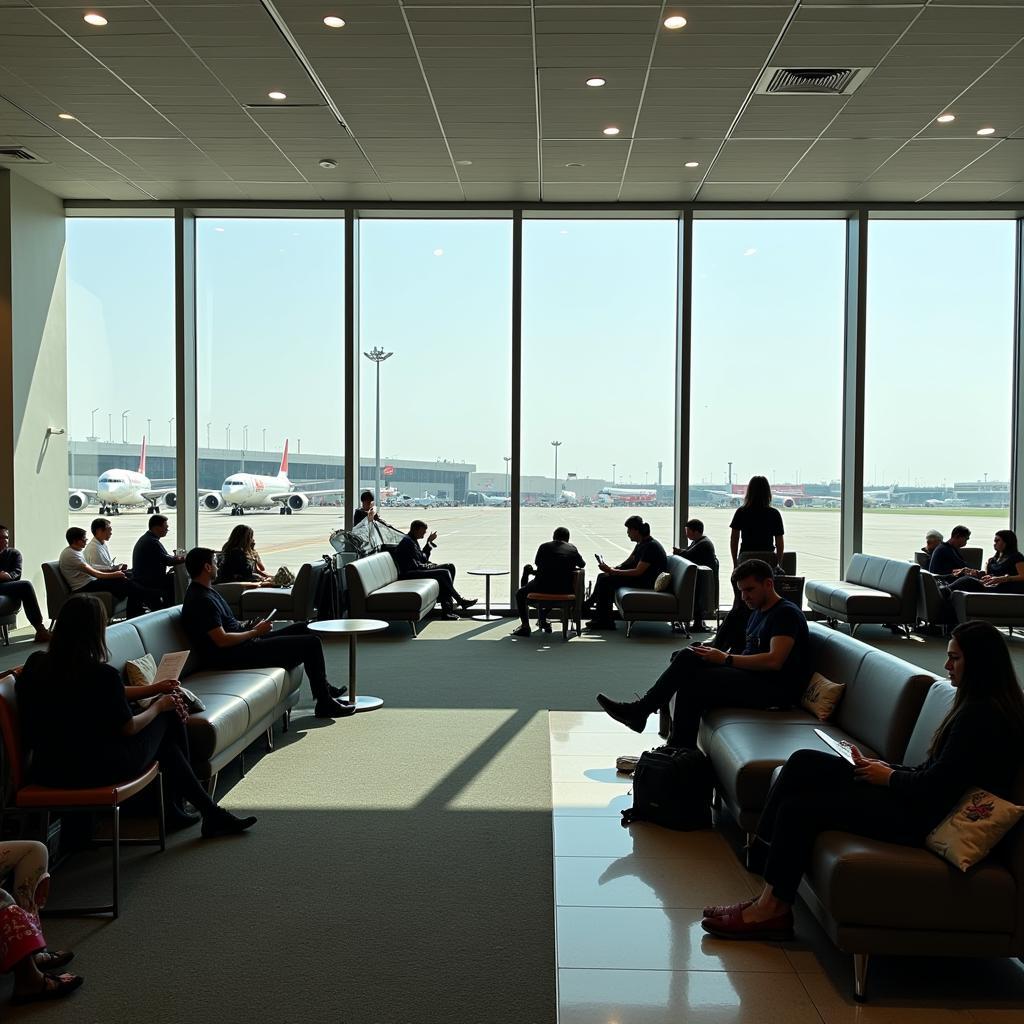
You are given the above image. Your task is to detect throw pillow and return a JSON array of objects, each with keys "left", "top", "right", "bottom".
[
  {"left": 801, "top": 672, "right": 846, "bottom": 721},
  {"left": 125, "top": 653, "right": 158, "bottom": 686},
  {"left": 927, "top": 788, "right": 1024, "bottom": 872},
  {"left": 653, "top": 572, "right": 672, "bottom": 592}
]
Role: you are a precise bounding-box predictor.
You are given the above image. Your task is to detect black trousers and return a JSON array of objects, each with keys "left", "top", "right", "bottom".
[
  {"left": 945, "top": 575, "right": 1024, "bottom": 596},
  {"left": 401, "top": 567, "right": 458, "bottom": 608},
  {"left": 0, "top": 580, "right": 44, "bottom": 627},
  {"left": 79, "top": 577, "right": 158, "bottom": 618},
  {"left": 756, "top": 748, "right": 927, "bottom": 904},
  {"left": 198, "top": 623, "right": 331, "bottom": 701},
  {"left": 587, "top": 573, "right": 645, "bottom": 622},
  {"left": 515, "top": 583, "right": 557, "bottom": 627},
  {"left": 637, "top": 649, "right": 794, "bottom": 749}
]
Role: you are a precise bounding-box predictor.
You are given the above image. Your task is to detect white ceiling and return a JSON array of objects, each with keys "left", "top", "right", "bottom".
[{"left": 1, "top": 0, "right": 1023, "bottom": 204}]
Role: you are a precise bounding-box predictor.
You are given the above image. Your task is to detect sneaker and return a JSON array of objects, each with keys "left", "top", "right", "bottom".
[
  {"left": 596, "top": 692, "right": 649, "bottom": 733},
  {"left": 585, "top": 619, "right": 616, "bottom": 631},
  {"left": 328, "top": 683, "right": 348, "bottom": 699},
  {"left": 510, "top": 625, "right": 531, "bottom": 637},
  {"left": 314, "top": 698, "right": 358, "bottom": 719}
]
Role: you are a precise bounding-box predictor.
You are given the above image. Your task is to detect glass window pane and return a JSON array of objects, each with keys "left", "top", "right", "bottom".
[
  {"left": 521, "top": 219, "right": 678, "bottom": 617},
  {"left": 67, "top": 218, "right": 178, "bottom": 551},
  {"left": 691, "top": 220, "right": 845, "bottom": 603},
  {"left": 358, "top": 219, "right": 512, "bottom": 603},
  {"left": 196, "top": 219, "right": 345, "bottom": 567},
  {"left": 864, "top": 220, "right": 1015, "bottom": 565}
]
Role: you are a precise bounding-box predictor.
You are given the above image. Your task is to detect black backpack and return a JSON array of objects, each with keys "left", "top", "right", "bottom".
[{"left": 621, "top": 747, "right": 713, "bottom": 831}]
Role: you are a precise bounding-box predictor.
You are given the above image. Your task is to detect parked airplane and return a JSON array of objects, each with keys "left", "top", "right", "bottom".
[
  {"left": 812, "top": 485, "right": 899, "bottom": 509},
  {"left": 705, "top": 488, "right": 798, "bottom": 509},
  {"left": 595, "top": 487, "right": 657, "bottom": 507},
  {"left": 558, "top": 489, "right": 578, "bottom": 507},
  {"left": 202, "top": 440, "right": 343, "bottom": 515},
  {"left": 465, "top": 491, "right": 511, "bottom": 507},
  {"left": 68, "top": 437, "right": 175, "bottom": 515},
  {"left": 925, "top": 497, "right": 968, "bottom": 508}
]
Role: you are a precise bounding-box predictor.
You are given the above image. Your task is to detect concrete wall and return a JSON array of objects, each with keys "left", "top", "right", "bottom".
[{"left": 0, "top": 171, "right": 67, "bottom": 618}]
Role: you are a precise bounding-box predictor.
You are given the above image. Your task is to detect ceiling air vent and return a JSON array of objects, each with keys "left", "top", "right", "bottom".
[
  {"left": 755, "top": 67, "right": 872, "bottom": 96},
  {"left": 0, "top": 146, "right": 47, "bottom": 163}
]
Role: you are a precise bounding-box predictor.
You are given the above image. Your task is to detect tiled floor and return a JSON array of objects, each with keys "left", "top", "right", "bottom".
[{"left": 548, "top": 711, "right": 1024, "bottom": 1024}]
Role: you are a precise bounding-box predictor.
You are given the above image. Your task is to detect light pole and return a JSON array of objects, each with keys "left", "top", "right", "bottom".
[
  {"left": 364, "top": 346, "right": 394, "bottom": 500},
  {"left": 206, "top": 422, "right": 212, "bottom": 450},
  {"left": 226, "top": 423, "right": 231, "bottom": 449},
  {"left": 108, "top": 413, "right": 112, "bottom": 442},
  {"left": 262, "top": 427, "right": 267, "bottom": 452},
  {"left": 551, "top": 440, "right": 562, "bottom": 503},
  {"left": 242, "top": 425, "right": 248, "bottom": 472},
  {"left": 503, "top": 455, "right": 511, "bottom": 498},
  {"left": 89, "top": 407, "right": 99, "bottom": 441},
  {"left": 612, "top": 463, "right": 616, "bottom": 485},
  {"left": 147, "top": 417, "right": 152, "bottom": 442},
  {"left": 167, "top": 417, "right": 174, "bottom": 445},
  {"left": 121, "top": 409, "right": 130, "bottom": 444}
]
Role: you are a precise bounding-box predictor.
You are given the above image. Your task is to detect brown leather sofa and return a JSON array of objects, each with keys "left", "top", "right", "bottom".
[{"left": 660, "top": 623, "right": 1024, "bottom": 1000}]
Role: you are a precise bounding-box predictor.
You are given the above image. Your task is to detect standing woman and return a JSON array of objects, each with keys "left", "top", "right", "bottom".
[
  {"left": 945, "top": 529, "right": 1024, "bottom": 596},
  {"left": 700, "top": 620, "right": 1024, "bottom": 940},
  {"left": 15, "top": 595, "right": 257, "bottom": 838}
]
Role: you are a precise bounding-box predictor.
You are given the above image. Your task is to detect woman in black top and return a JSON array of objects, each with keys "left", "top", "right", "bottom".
[
  {"left": 729, "top": 475, "right": 785, "bottom": 567},
  {"left": 701, "top": 620, "right": 1024, "bottom": 941},
  {"left": 15, "top": 596, "right": 257, "bottom": 839},
  {"left": 219, "top": 525, "right": 273, "bottom": 586},
  {"left": 945, "top": 529, "right": 1024, "bottom": 597}
]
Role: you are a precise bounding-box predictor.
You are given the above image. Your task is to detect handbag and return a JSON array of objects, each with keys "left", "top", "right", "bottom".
[{"left": 272, "top": 566, "right": 295, "bottom": 587}]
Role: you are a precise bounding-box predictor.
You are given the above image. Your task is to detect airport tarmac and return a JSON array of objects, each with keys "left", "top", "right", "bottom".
[{"left": 68, "top": 504, "right": 1007, "bottom": 607}]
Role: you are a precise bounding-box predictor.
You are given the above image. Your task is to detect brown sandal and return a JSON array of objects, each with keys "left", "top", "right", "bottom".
[
  {"left": 12, "top": 971, "right": 84, "bottom": 1004},
  {"left": 34, "top": 949, "right": 75, "bottom": 970},
  {"left": 702, "top": 897, "right": 755, "bottom": 919}
]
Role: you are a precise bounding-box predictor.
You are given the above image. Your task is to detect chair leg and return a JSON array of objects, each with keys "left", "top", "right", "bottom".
[
  {"left": 266, "top": 725, "right": 275, "bottom": 751},
  {"left": 562, "top": 608, "right": 569, "bottom": 642},
  {"left": 853, "top": 953, "right": 869, "bottom": 1002},
  {"left": 282, "top": 711, "right": 289, "bottom": 733},
  {"left": 625, "top": 621, "right": 633, "bottom": 638},
  {"left": 410, "top": 620, "right": 418, "bottom": 636},
  {"left": 112, "top": 805, "right": 120, "bottom": 919},
  {"left": 1, "top": 624, "right": 8, "bottom": 646},
  {"left": 157, "top": 772, "right": 166, "bottom": 853},
  {"left": 206, "top": 773, "right": 218, "bottom": 798}
]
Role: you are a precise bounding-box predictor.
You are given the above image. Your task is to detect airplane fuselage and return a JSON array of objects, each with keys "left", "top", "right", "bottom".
[
  {"left": 221, "top": 474, "right": 291, "bottom": 509},
  {"left": 98, "top": 469, "right": 153, "bottom": 507}
]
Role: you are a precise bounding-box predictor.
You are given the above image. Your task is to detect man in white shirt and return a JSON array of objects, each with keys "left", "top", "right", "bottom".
[
  {"left": 83, "top": 517, "right": 128, "bottom": 573},
  {"left": 59, "top": 526, "right": 146, "bottom": 617}
]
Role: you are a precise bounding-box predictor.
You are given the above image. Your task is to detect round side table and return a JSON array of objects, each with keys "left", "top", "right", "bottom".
[
  {"left": 466, "top": 569, "right": 509, "bottom": 621},
  {"left": 308, "top": 618, "right": 389, "bottom": 712}
]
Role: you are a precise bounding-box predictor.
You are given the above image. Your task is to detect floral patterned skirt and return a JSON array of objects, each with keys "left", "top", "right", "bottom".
[{"left": 0, "top": 901, "right": 45, "bottom": 973}]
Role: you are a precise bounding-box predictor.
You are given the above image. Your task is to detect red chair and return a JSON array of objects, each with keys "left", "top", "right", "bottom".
[{"left": 0, "top": 674, "right": 165, "bottom": 918}]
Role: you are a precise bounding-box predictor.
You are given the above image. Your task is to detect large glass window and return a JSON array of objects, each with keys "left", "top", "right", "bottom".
[
  {"left": 196, "top": 219, "right": 345, "bottom": 568},
  {"left": 522, "top": 219, "right": 679, "bottom": 608},
  {"left": 691, "top": 220, "right": 845, "bottom": 602},
  {"left": 358, "top": 219, "right": 512, "bottom": 602},
  {"left": 864, "top": 220, "right": 1015, "bottom": 567},
  {"left": 67, "top": 218, "right": 178, "bottom": 553}
]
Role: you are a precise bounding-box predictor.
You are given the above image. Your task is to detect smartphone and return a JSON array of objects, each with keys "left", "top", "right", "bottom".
[
  {"left": 261, "top": 608, "right": 278, "bottom": 624},
  {"left": 595, "top": 553, "right": 603, "bottom": 563}
]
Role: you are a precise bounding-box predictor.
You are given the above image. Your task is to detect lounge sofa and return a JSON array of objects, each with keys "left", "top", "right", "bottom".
[
  {"left": 345, "top": 552, "right": 439, "bottom": 634},
  {"left": 613, "top": 554, "right": 710, "bottom": 637},
  {"left": 41, "top": 559, "right": 127, "bottom": 625},
  {"left": 913, "top": 547, "right": 983, "bottom": 571},
  {"left": 0, "top": 595, "right": 17, "bottom": 645},
  {"left": 805, "top": 553, "right": 919, "bottom": 635},
  {"left": 106, "top": 607, "right": 303, "bottom": 791},
  {"left": 918, "top": 569, "right": 1024, "bottom": 634},
  {"left": 659, "top": 623, "right": 1024, "bottom": 1000}
]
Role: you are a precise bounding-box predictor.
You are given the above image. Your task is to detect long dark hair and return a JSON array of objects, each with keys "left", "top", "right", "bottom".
[
  {"left": 930, "top": 621, "right": 1024, "bottom": 755},
  {"left": 223, "top": 524, "right": 255, "bottom": 554},
  {"left": 994, "top": 529, "right": 1020, "bottom": 558},
  {"left": 743, "top": 475, "right": 772, "bottom": 510},
  {"left": 48, "top": 595, "right": 109, "bottom": 669}
]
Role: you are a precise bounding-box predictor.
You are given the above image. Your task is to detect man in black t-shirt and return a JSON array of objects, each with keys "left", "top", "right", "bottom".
[
  {"left": 928, "top": 524, "right": 971, "bottom": 579},
  {"left": 597, "top": 559, "right": 810, "bottom": 749},
  {"left": 180, "top": 548, "right": 354, "bottom": 719},
  {"left": 512, "top": 527, "right": 586, "bottom": 636},
  {"left": 584, "top": 516, "right": 668, "bottom": 631}
]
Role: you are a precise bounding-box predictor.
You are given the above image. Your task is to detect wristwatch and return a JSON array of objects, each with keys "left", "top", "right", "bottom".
[{"left": 724, "top": 654, "right": 734, "bottom": 667}]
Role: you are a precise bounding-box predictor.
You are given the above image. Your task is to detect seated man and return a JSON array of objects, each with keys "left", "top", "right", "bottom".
[
  {"left": 512, "top": 527, "right": 585, "bottom": 637},
  {"left": 132, "top": 514, "right": 185, "bottom": 609},
  {"left": 0, "top": 525, "right": 50, "bottom": 642},
  {"left": 922, "top": 528, "right": 943, "bottom": 560},
  {"left": 83, "top": 517, "right": 128, "bottom": 573},
  {"left": 58, "top": 526, "right": 148, "bottom": 618},
  {"left": 674, "top": 518, "right": 718, "bottom": 632},
  {"left": 928, "top": 524, "right": 971, "bottom": 579},
  {"left": 596, "top": 559, "right": 810, "bottom": 749},
  {"left": 584, "top": 516, "right": 667, "bottom": 631},
  {"left": 179, "top": 548, "right": 352, "bottom": 719},
  {"left": 394, "top": 520, "right": 476, "bottom": 620}
]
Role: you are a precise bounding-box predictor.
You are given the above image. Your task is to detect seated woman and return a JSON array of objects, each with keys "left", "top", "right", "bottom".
[
  {"left": 15, "top": 596, "right": 257, "bottom": 839},
  {"left": 219, "top": 525, "right": 274, "bottom": 588},
  {"left": 701, "top": 619, "right": 1024, "bottom": 939},
  {"left": 1, "top": 839, "right": 82, "bottom": 1004},
  {"left": 944, "top": 529, "right": 1024, "bottom": 596}
]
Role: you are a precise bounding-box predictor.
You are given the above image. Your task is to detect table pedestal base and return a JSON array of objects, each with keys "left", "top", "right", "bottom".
[
  {"left": 471, "top": 613, "right": 503, "bottom": 622},
  {"left": 345, "top": 695, "right": 384, "bottom": 713}
]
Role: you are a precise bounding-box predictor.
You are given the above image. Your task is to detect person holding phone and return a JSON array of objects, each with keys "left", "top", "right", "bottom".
[
  {"left": 180, "top": 548, "right": 353, "bottom": 719},
  {"left": 584, "top": 516, "right": 667, "bottom": 631},
  {"left": 700, "top": 621, "right": 1024, "bottom": 941}
]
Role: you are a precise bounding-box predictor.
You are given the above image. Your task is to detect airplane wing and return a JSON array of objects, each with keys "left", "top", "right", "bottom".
[
  {"left": 814, "top": 495, "right": 842, "bottom": 505},
  {"left": 69, "top": 487, "right": 97, "bottom": 497},
  {"left": 270, "top": 487, "right": 346, "bottom": 504}
]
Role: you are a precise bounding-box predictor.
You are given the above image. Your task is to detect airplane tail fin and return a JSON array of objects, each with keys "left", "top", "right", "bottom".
[
  {"left": 278, "top": 440, "right": 289, "bottom": 478},
  {"left": 139, "top": 436, "right": 147, "bottom": 475}
]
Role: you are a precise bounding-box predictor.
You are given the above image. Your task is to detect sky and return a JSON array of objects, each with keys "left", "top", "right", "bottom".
[{"left": 66, "top": 215, "right": 1015, "bottom": 488}]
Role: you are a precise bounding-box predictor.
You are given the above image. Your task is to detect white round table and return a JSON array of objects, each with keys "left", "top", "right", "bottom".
[
  {"left": 308, "top": 618, "right": 389, "bottom": 712},
  {"left": 466, "top": 569, "right": 509, "bottom": 621}
]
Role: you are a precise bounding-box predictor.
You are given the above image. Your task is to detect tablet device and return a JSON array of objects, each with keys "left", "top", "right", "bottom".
[
  {"left": 261, "top": 609, "right": 278, "bottom": 624},
  {"left": 814, "top": 727, "right": 855, "bottom": 765}
]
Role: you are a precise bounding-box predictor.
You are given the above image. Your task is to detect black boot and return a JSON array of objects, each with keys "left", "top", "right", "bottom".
[{"left": 596, "top": 692, "right": 649, "bottom": 733}]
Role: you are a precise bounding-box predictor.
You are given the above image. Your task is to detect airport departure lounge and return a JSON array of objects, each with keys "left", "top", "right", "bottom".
[{"left": 2, "top": 3, "right": 1024, "bottom": 1022}]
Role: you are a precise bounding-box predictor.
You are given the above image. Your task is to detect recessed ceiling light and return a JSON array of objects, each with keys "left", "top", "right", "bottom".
[
  {"left": 323, "top": 16, "right": 346, "bottom": 28},
  {"left": 455, "top": 159, "right": 473, "bottom": 166},
  {"left": 603, "top": 126, "right": 620, "bottom": 136},
  {"left": 318, "top": 158, "right": 338, "bottom": 169},
  {"left": 936, "top": 113, "right": 955, "bottom": 124},
  {"left": 83, "top": 12, "right": 107, "bottom": 26},
  {"left": 58, "top": 113, "right": 76, "bottom": 121},
  {"left": 565, "top": 162, "right": 584, "bottom": 168},
  {"left": 268, "top": 90, "right": 287, "bottom": 100},
  {"left": 684, "top": 160, "right": 699, "bottom": 168},
  {"left": 585, "top": 77, "right": 606, "bottom": 88},
  {"left": 977, "top": 126, "right": 995, "bottom": 136},
  {"left": 664, "top": 15, "right": 687, "bottom": 30}
]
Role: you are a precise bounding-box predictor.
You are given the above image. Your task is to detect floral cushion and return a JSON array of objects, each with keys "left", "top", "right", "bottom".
[
  {"left": 801, "top": 672, "right": 846, "bottom": 721},
  {"left": 926, "top": 788, "right": 1024, "bottom": 872}
]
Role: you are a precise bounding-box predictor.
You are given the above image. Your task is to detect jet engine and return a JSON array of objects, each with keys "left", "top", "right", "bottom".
[
  {"left": 67, "top": 491, "right": 90, "bottom": 512},
  {"left": 202, "top": 493, "right": 226, "bottom": 511},
  {"left": 286, "top": 493, "right": 309, "bottom": 512},
  {"left": 782, "top": 497, "right": 795, "bottom": 508},
  {"left": 162, "top": 491, "right": 177, "bottom": 509}
]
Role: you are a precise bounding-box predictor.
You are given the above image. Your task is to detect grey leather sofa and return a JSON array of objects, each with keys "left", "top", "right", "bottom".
[
  {"left": 106, "top": 607, "right": 303, "bottom": 792},
  {"left": 346, "top": 552, "right": 439, "bottom": 634},
  {"left": 0, "top": 595, "right": 18, "bottom": 645},
  {"left": 805, "top": 554, "right": 919, "bottom": 635},
  {"left": 614, "top": 555, "right": 710, "bottom": 637},
  {"left": 239, "top": 561, "right": 325, "bottom": 622},
  {"left": 41, "top": 559, "right": 127, "bottom": 625},
  {"left": 950, "top": 588, "right": 1024, "bottom": 631}
]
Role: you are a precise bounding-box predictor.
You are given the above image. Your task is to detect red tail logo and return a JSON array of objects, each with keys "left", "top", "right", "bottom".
[
  {"left": 139, "top": 436, "right": 147, "bottom": 476},
  {"left": 278, "top": 439, "right": 289, "bottom": 477}
]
